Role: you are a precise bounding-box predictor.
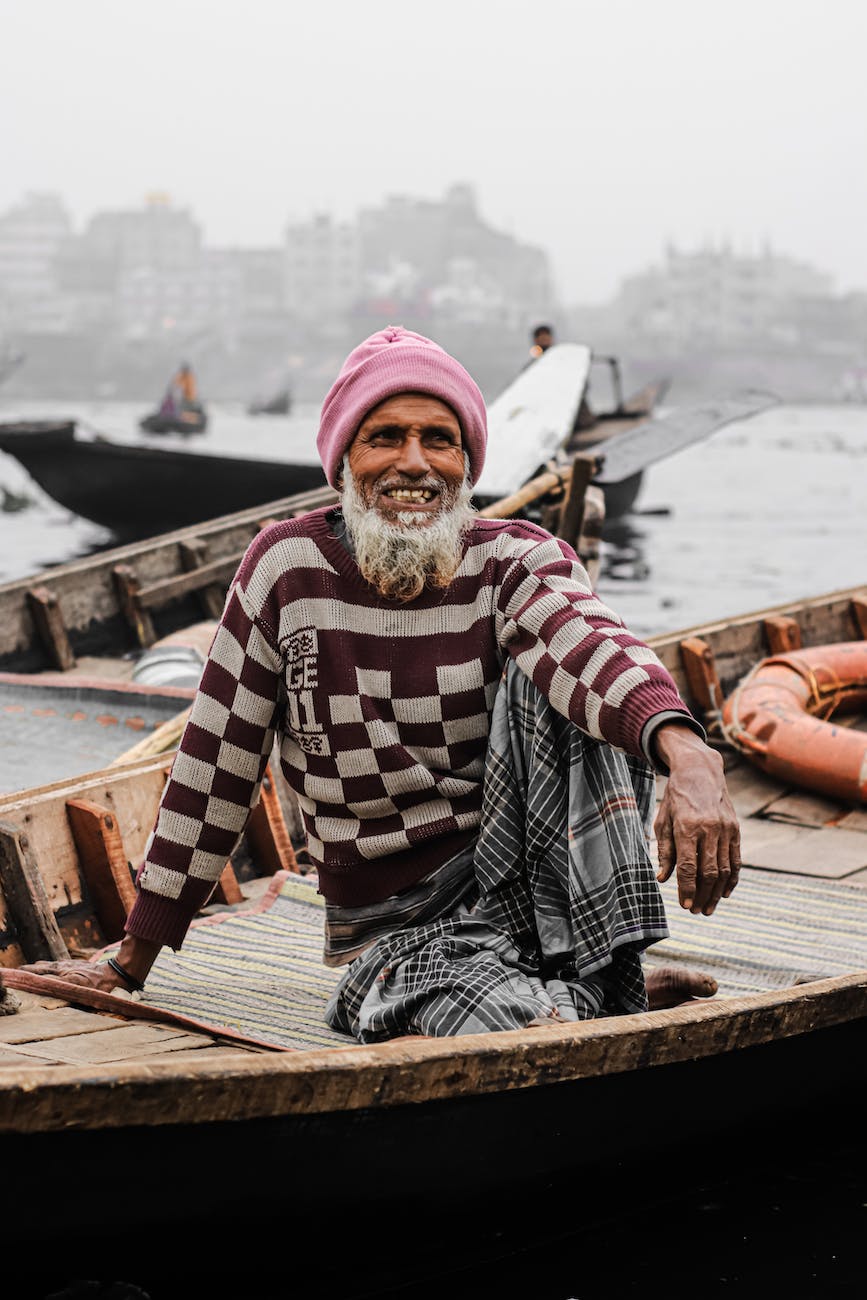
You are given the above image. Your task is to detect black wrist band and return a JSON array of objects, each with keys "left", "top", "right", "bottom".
[{"left": 106, "top": 955, "right": 145, "bottom": 992}]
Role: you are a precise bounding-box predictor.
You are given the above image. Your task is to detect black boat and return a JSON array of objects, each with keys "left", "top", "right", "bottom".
[{"left": 0, "top": 419, "right": 325, "bottom": 538}]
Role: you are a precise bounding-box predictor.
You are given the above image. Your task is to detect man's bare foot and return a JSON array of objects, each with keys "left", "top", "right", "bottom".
[{"left": 646, "top": 965, "right": 718, "bottom": 1010}]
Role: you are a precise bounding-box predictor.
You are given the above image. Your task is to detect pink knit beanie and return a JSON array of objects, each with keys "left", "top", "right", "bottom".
[{"left": 316, "top": 326, "right": 487, "bottom": 488}]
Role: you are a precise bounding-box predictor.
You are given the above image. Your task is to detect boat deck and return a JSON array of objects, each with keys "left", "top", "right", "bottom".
[{"left": 3, "top": 744, "right": 866, "bottom": 1068}]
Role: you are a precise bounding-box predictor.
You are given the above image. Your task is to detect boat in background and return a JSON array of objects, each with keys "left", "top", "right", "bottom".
[
  {"left": 0, "top": 418, "right": 327, "bottom": 538},
  {"left": 139, "top": 362, "right": 208, "bottom": 435},
  {"left": 139, "top": 398, "right": 208, "bottom": 435}
]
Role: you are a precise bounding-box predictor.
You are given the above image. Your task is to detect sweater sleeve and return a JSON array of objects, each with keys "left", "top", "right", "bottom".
[
  {"left": 124, "top": 580, "right": 284, "bottom": 949},
  {"left": 496, "top": 534, "right": 695, "bottom": 758}
]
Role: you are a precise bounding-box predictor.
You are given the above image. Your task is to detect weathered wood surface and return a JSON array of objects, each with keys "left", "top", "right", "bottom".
[
  {"left": 0, "top": 483, "right": 339, "bottom": 671},
  {"left": 1, "top": 969, "right": 865, "bottom": 1133}
]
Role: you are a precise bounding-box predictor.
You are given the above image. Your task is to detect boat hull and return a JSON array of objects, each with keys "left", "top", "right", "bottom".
[
  {"left": 0, "top": 420, "right": 326, "bottom": 537},
  {"left": 3, "top": 1010, "right": 865, "bottom": 1291}
]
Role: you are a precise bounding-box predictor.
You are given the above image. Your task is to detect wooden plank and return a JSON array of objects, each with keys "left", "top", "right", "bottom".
[
  {"left": 66, "top": 799, "right": 138, "bottom": 940},
  {"left": 6, "top": 1023, "right": 210, "bottom": 1066},
  {"left": 721, "top": 763, "right": 789, "bottom": 819},
  {"left": 25, "top": 586, "right": 76, "bottom": 670},
  {"left": 836, "top": 808, "right": 867, "bottom": 833},
  {"left": 738, "top": 818, "right": 867, "bottom": 876},
  {"left": 0, "top": 1006, "right": 124, "bottom": 1043},
  {"left": 0, "top": 821, "right": 67, "bottom": 961},
  {"left": 132, "top": 1046, "right": 259, "bottom": 1064},
  {"left": 761, "top": 791, "right": 845, "bottom": 829}
]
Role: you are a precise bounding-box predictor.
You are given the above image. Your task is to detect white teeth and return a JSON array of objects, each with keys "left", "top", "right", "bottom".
[{"left": 385, "top": 488, "right": 434, "bottom": 501}]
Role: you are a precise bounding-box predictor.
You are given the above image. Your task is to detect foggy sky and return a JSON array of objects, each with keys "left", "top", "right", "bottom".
[{"left": 3, "top": 0, "right": 867, "bottom": 303}]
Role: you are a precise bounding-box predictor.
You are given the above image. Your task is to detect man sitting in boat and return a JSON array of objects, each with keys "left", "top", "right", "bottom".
[{"left": 22, "top": 327, "right": 739, "bottom": 1036}]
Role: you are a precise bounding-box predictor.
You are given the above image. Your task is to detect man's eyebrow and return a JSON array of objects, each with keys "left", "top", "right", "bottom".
[{"left": 365, "top": 420, "right": 459, "bottom": 436}]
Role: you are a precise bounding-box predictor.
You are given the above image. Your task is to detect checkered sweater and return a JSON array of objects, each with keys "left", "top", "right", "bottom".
[{"left": 126, "top": 506, "right": 693, "bottom": 949}]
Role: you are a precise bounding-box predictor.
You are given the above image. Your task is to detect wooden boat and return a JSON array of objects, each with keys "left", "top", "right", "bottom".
[
  {"left": 1, "top": 580, "right": 866, "bottom": 1295},
  {"left": 138, "top": 399, "right": 208, "bottom": 435}
]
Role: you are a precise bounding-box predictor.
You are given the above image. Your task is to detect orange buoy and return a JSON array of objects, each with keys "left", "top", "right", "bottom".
[{"left": 721, "top": 641, "right": 867, "bottom": 803}]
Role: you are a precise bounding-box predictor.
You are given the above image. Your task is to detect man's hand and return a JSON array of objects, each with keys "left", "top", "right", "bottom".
[
  {"left": 653, "top": 724, "right": 741, "bottom": 915},
  {"left": 19, "top": 935, "right": 161, "bottom": 992}
]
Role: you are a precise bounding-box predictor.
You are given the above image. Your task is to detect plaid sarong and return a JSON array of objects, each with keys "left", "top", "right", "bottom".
[{"left": 325, "top": 661, "right": 668, "bottom": 1041}]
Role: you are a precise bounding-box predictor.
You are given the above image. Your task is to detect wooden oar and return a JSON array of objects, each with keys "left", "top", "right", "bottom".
[{"left": 592, "top": 389, "right": 778, "bottom": 484}]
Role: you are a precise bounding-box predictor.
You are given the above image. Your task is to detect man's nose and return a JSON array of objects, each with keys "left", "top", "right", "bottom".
[{"left": 394, "top": 434, "right": 430, "bottom": 475}]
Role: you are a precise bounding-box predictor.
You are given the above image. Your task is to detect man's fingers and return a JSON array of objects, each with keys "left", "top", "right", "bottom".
[
  {"left": 724, "top": 833, "right": 742, "bottom": 897},
  {"left": 676, "top": 855, "right": 697, "bottom": 910},
  {"left": 654, "top": 808, "right": 675, "bottom": 882}
]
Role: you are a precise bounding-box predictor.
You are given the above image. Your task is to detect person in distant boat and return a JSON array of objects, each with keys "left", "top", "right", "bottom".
[
  {"left": 524, "top": 322, "right": 555, "bottom": 367},
  {"left": 21, "top": 326, "right": 739, "bottom": 1037},
  {"left": 173, "top": 362, "right": 197, "bottom": 405}
]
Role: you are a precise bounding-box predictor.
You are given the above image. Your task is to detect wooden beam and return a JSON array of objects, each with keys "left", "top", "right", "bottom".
[
  {"left": 113, "top": 564, "right": 156, "bottom": 648},
  {"left": 135, "top": 554, "right": 243, "bottom": 609},
  {"left": 0, "top": 820, "right": 68, "bottom": 962},
  {"left": 65, "top": 800, "right": 138, "bottom": 942},
  {"left": 211, "top": 864, "right": 244, "bottom": 906},
  {"left": 763, "top": 615, "right": 802, "bottom": 654},
  {"left": 679, "top": 636, "right": 724, "bottom": 715},
  {"left": 25, "top": 586, "right": 76, "bottom": 671},
  {"left": 555, "top": 453, "right": 599, "bottom": 551},
  {"left": 179, "top": 539, "right": 226, "bottom": 620}
]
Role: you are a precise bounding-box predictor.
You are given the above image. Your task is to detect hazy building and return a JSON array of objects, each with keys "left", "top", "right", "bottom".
[
  {"left": 284, "top": 213, "right": 362, "bottom": 324},
  {"left": 616, "top": 242, "right": 834, "bottom": 344},
  {"left": 0, "top": 192, "right": 73, "bottom": 331},
  {"left": 356, "top": 184, "right": 555, "bottom": 327}
]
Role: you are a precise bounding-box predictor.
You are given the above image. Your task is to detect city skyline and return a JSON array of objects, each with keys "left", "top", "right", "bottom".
[{"left": 4, "top": 0, "right": 867, "bottom": 303}]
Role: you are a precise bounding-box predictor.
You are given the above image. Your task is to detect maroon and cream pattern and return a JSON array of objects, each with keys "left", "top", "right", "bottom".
[{"left": 126, "top": 507, "right": 694, "bottom": 949}]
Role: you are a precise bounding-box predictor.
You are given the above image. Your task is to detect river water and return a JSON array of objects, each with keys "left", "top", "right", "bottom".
[
  {"left": 1, "top": 397, "right": 866, "bottom": 1299},
  {"left": 1, "top": 397, "right": 865, "bottom": 640}
]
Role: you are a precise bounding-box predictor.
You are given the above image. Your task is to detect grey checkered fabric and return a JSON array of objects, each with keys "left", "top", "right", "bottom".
[{"left": 325, "top": 661, "right": 667, "bottom": 1040}]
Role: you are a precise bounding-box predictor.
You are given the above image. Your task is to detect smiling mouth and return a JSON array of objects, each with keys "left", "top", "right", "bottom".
[{"left": 381, "top": 487, "right": 437, "bottom": 503}]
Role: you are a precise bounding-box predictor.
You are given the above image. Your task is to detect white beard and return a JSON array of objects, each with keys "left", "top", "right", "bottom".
[{"left": 340, "top": 460, "right": 476, "bottom": 602}]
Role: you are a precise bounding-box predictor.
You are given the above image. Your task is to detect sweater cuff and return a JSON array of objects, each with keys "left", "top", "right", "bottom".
[
  {"left": 640, "top": 710, "right": 707, "bottom": 775},
  {"left": 125, "top": 889, "right": 201, "bottom": 951}
]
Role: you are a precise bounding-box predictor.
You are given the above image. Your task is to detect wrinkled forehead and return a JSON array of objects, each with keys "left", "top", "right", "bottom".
[{"left": 356, "top": 391, "right": 463, "bottom": 436}]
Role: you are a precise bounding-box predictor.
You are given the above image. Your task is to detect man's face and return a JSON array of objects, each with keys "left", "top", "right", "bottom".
[{"left": 346, "top": 393, "right": 465, "bottom": 525}]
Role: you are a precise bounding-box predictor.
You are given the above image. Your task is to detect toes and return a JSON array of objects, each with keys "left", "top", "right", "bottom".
[{"left": 646, "top": 965, "right": 718, "bottom": 1009}]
